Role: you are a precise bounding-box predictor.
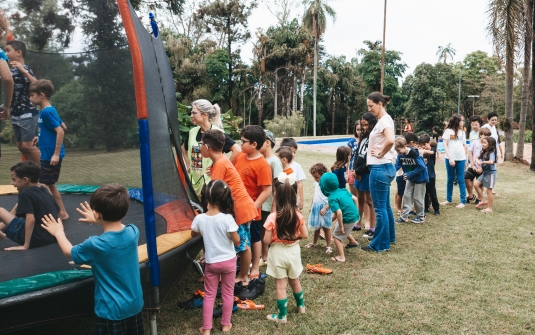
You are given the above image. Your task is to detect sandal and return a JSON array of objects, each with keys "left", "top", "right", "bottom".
[
  {"left": 331, "top": 256, "right": 346, "bottom": 263},
  {"left": 325, "top": 247, "right": 333, "bottom": 254},
  {"left": 305, "top": 242, "right": 317, "bottom": 248},
  {"left": 306, "top": 263, "right": 333, "bottom": 275},
  {"left": 481, "top": 208, "right": 493, "bottom": 213},
  {"left": 237, "top": 299, "right": 265, "bottom": 310}
]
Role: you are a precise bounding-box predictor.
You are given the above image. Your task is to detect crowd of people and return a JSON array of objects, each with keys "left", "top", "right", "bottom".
[{"left": 0, "top": 11, "right": 502, "bottom": 335}]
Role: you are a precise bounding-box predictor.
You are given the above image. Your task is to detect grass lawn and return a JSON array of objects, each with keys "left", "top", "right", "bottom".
[{"left": 3, "top": 145, "right": 535, "bottom": 335}]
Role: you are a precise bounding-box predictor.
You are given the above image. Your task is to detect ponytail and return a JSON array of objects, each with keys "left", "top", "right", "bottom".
[{"left": 192, "top": 99, "right": 223, "bottom": 128}]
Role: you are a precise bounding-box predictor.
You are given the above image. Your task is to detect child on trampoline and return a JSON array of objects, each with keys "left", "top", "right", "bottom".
[
  {"left": 191, "top": 179, "right": 240, "bottom": 334},
  {"left": 0, "top": 161, "right": 57, "bottom": 250},
  {"left": 41, "top": 184, "right": 144, "bottom": 335},
  {"left": 29, "top": 79, "right": 68, "bottom": 220},
  {"left": 264, "top": 172, "right": 308, "bottom": 323}
]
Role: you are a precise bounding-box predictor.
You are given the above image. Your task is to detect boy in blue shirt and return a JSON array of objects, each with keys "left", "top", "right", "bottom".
[
  {"left": 41, "top": 183, "right": 144, "bottom": 335},
  {"left": 29, "top": 79, "right": 68, "bottom": 220},
  {"left": 394, "top": 137, "right": 429, "bottom": 224},
  {"left": 319, "top": 172, "right": 360, "bottom": 262}
]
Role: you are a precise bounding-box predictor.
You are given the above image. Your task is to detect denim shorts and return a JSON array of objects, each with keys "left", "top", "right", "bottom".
[
  {"left": 354, "top": 173, "right": 370, "bottom": 192},
  {"left": 4, "top": 217, "right": 26, "bottom": 246},
  {"left": 234, "top": 222, "right": 251, "bottom": 253}
]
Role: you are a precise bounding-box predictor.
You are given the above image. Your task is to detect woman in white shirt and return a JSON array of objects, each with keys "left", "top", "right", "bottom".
[
  {"left": 442, "top": 114, "right": 468, "bottom": 208},
  {"left": 361, "top": 92, "right": 396, "bottom": 252}
]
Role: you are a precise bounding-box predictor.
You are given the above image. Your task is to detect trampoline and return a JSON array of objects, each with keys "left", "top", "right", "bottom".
[{"left": 0, "top": 0, "right": 204, "bottom": 333}]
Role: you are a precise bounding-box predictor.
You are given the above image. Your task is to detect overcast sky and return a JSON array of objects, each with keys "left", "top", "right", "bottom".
[{"left": 241, "top": 0, "right": 494, "bottom": 76}]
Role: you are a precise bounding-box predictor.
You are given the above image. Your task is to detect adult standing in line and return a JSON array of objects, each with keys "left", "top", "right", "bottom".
[
  {"left": 481, "top": 112, "right": 503, "bottom": 161},
  {"left": 403, "top": 118, "right": 413, "bottom": 134},
  {"left": 361, "top": 92, "right": 396, "bottom": 253},
  {"left": 441, "top": 114, "right": 468, "bottom": 208},
  {"left": 181, "top": 99, "right": 241, "bottom": 196},
  {"left": 0, "top": 11, "right": 14, "bottom": 121}
]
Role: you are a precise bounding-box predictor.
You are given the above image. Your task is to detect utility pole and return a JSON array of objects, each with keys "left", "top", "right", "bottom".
[
  {"left": 457, "top": 69, "right": 461, "bottom": 114},
  {"left": 380, "top": 0, "right": 387, "bottom": 94}
]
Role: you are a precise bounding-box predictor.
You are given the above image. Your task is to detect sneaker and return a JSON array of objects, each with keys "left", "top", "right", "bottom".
[
  {"left": 433, "top": 210, "right": 440, "bottom": 215},
  {"left": 237, "top": 277, "right": 265, "bottom": 300},
  {"left": 362, "top": 230, "right": 374, "bottom": 239},
  {"left": 410, "top": 217, "right": 425, "bottom": 224},
  {"left": 360, "top": 245, "right": 375, "bottom": 252},
  {"left": 395, "top": 217, "right": 407, "bottom": 224},
  {"left": 474, "top": 199, "right": 481, "bottom": 205},
  {"left": 466, "top": 195, "right": 477, "bottom": 203},
  {"left": 234, "top": 281, "right": 244, "bottom": 295},
  {"left": 213, "top": 300, "right": 239, "bottom": 318},
  {"left": 352, "top": 225, "right": 362, "bottom": 231}
]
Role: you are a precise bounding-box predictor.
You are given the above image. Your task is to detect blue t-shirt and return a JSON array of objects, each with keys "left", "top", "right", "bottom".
[
  {"left": 0, "top": 49, "right": 7, "bottom": 62},
  {"left": 332, "top": 166, "right": 347, "bottom": 189},
  {"left": 424, "top": 146, "right": 437, "bottom": 179},
  {"left": 71, "top": 224, "right": 144, "bottom": 320},
  {"left": 347, "top": 138, "right": 358, "bottom": 170},
  {"left": 482, "top": 152, "right": 497, "bottom": 172},
  {"left": 38, "top": 106, "right": 65, "bottom": 161}
]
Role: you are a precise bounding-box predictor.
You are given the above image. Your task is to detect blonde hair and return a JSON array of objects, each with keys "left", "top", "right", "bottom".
[
  {"left": 0, "top": 10, "right": 9, "bottom": 42},
  {"left": 394, "top": 137, "right": 407, "bottom": 149},
  {"left": 192, "top": 99, "right": 222, "bottom": 128}
]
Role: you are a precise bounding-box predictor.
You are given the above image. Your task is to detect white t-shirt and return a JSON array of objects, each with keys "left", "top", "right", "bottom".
[
  {"left": 367, "top": 114, "right": 395, "bottom": 165},
  {"left": 481, "top": 124, "right": 499, "bottom": 143},
  {"left": 191, "top": 213, "right": 238, "bottom": 264},
  {"left": 469, "top": 139, "right": 483, "bottom": 169},
  {"left": 469, "top": 130, "right": 479, "bottom": 142},
  {"left": 312, "top": 181, "right": 328, "bottom": 204},
  {"left": 290, "top": 161, "right": 306, "bottom": 181},
  {"left": 442, "top": 128, "right": 467, "bottom": 161},
  {"left": 262, "top": 155, "right": 283, "bottom": 212}
]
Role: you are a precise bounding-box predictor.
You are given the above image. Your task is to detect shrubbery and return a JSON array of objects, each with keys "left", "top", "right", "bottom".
[{"left": 263, "top": 113, "right": 305, "bottom": 138}]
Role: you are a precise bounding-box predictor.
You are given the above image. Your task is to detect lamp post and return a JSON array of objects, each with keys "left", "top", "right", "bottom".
[{"left": 467, "top": 95, "right": 480, "bottom": 116}]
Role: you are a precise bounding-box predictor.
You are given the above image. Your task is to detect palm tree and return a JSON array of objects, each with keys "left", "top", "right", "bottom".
[
  {"left": 487, "top": 0, "right": 524, "bottom": 161},
  {"left": 436, "top": 43, "right": 456, "bottom": 63},
  {"left": 302, "top": 0, "right": 336, "bottom": 136}
]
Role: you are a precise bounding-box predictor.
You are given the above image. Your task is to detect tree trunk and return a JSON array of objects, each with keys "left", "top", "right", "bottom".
[
  {"left": 346, "top": 105, "right": 350, "bottom": 135},
  {"left": 531, "top": 0, "right": 535, "bottom": 170},
  {"left": 300, "top": 68, "right": 305, "bottom": 112},
  {"left": 227, "top": 17, "right": 233, "bottom": 110},
  {"left": 286, "top": 78, "right": 292, "bottom": 117},
  {"left": 518, "top": 0, "right": 533, "bottom": 159},
  {"left": 292, "top": 72, "right": 298, "bottom": 114},
  {"left": 313, "top": 40, "right": 317, "bottom": 136},
  {"left": 257, "top": 73, "right": 263, "bottom": 125},
  {"left": 331, "top": 93, "right": 336, "bottom": 135},
  {"left": 504, "top": 52, "right": 515, "bottom": 161},
  {"left": 274, "top": 73, "right": 278, "bottom": 118}
]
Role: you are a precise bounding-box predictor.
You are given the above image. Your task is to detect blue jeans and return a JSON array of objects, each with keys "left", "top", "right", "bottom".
[
  {"left": 445, "top": 159, "right": 466, "bottom": 204},
  {"left": 368, "top": 163, "right": 396, "bottom": 251}
]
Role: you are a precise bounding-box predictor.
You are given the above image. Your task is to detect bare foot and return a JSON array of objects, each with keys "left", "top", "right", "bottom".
[
  {"left": 475, "top": 202, "right": 488, "bottom": 209},
  {"left": 481, "top": 208, "right": 493, "bottom": 213},
  {"left": 234, "top": 277, "right": 248, "bottom": 285},
  {"left": 222, "top": 323, "right": 232, "bottom": 333},
  {"left": 199, "top": 326, "right": 210, "bottom": 335},
  {"left": 59, "top": 212, "right": 69, "bottom": 221},
  {"left": 455, "top": 204, "right": 465, "bottom": 208}
]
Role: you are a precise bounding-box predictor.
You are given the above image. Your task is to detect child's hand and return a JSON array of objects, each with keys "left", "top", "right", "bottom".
[
  {"left": 76, "top": 201, "right": 97, "bottom": 223},
  {"left": 403, "top": 173, "right": 407, "bottom": 181},
  {"left": 41, "top": 214, "right": 64, "bottom": 237},
  {"left": 320, "top": 208, "right": 326, "bottom": 216},
  {"left": 9, "top": 61, "right": 24, "bottom": 71},
  {"left": 50, "top": 154, "right": 60, "bottom": 166},
  {"left": 476, "top": 159, "right": 482, "bottom": 165}
]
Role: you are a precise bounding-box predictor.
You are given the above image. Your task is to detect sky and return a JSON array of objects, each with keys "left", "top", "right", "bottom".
[{"left": 241, "top": 0, "right": 494, "bottom": 76}]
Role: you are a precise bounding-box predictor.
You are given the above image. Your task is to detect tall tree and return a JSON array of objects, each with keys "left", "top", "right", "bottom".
[
  {"left": 487, "top": 0, "right": 524, "bottom": 161},
  {"left": 302, "top": 0, "right": 336, "bottom": 136},
  {"left": 436, "top": 43, "right": 456, "bottom": 63},
  {"left": 516, "top": 0, "right": 533, "bottom": 159},
  {"left": 195, "top": 0, "right": 257, "bottom": 110}
]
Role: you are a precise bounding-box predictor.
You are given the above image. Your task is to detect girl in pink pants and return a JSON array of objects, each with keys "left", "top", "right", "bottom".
[{"left": 191, "top": 180, "right": 241, "bottom": 334}]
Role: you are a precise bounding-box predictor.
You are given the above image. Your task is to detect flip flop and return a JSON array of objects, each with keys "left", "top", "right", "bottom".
[
  {"left": 481, "top": 208, "right": 493, "bottom": 213},
  {"left": 306, "top": 263, "right": 333, "bottom": 274},
  {"left": 325, "top": 247, "right": 333, "bottom": 254},
  {"left": 331, "top": 257, "right": 345, "bottom": 263},
  {"left": 237, "top": 299, "right": 265, "bottom": 310},
  {"left": 305, "top": 242, "right": 317, "bottom": 248},
  {"left": 345, "top": 243, "right": 360, "bottom": 249}
]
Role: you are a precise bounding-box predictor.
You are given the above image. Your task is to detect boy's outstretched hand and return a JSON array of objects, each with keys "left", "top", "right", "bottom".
[
  {"left": 77, "top": 201, "right": 96, "bottom": 223},
  {"left": 41, "top": 214, "right": 64, "bottom": 237}
]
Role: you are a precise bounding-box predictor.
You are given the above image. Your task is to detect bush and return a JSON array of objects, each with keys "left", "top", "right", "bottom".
[
  {"left": 263, "top": 113, "right": 305, "bottom": 138},
  {"left": 513, "top": 130, "right": 532, "bottom": 143},
  {"left": 0, "top": 119, "right": 15, "bottom": 143}
]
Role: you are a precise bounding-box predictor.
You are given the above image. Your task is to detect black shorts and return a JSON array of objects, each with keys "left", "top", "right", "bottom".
[
  {"left": 464, "top": 167, "right": 481, "bottom": 181},
  {"left": 396, "top": 175, "right": 406, "bottom": 197},
  {"left": 39, "top": 159, "right": 62, "bottom": 185},
  {"left": 95, "top": 311, "right": 144, "bottom": 335},
  {"left": 250, "top": 219, "right": 263, "bottom": 244}
]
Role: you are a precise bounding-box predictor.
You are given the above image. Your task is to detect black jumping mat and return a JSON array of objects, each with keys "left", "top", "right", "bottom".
[{"left": 0, "top": 194, "right": 167, "bottom": 283}]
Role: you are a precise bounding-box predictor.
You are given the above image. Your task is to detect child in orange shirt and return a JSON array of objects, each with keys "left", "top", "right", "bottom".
[
  {"left": 276, "top": 146, "right": 294, "bottom": 175},
  {"left": 233, "top": 125, "right": 272, "bottom": 299}
]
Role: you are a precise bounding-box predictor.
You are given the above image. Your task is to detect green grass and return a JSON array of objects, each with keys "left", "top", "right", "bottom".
[{"left": 4, "top": 145, "right": 535, "bottom": 334}]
